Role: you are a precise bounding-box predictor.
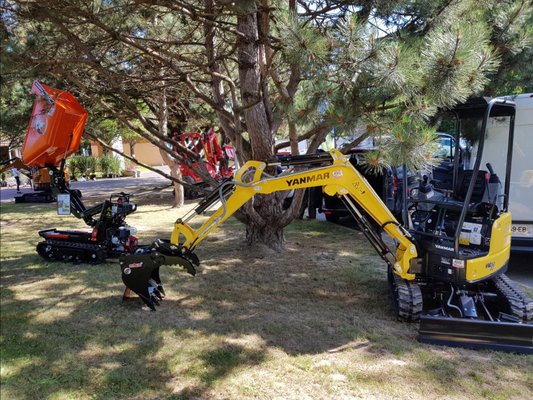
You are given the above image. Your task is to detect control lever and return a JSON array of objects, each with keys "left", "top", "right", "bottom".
[
  {"left": 486, "top": 163, "right": 500, "bottom": 184},
  {"left": 419, "top": 175, "right": 432, "bottom": 194}
]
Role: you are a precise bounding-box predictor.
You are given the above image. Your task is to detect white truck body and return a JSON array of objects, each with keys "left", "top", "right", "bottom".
[{"left": 475, "top": 94, "right": 533, "bottom": 252}]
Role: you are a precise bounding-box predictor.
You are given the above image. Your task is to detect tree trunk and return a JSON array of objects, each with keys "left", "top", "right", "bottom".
[
  {"left": 158, "top": 72, "right": 184, "bottom": 207},
  {"left": 236, "top": 1, "right": 286, "bottom": 250},
  {"left": 159, "top": 148, "right": 184, "bottom": 207},
  {"left": 245, "top": 222, "right": 284, "bottom": 252},
  {"left": 237, "top": 1, "right": 273, "bottom": 161},
  {"left": 244, "top": 194, "right": 285, "bottom": 251},
  {"left": 288, "top": 121, "right": 299, "bottom": 155}
]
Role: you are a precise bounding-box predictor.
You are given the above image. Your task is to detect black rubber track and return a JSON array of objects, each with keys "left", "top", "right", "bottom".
[
  {"left": 388, "top": 268, "right": 423, "bottom": 322},
  {"left": 37, "top": 240, "right": 107, "bottom": 264},
  {"left": 493, "top": 274, "right": 533, "bottom": 322}
]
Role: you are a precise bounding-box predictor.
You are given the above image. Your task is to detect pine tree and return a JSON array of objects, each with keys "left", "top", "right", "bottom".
[{"left": 1, "top": 0, "right": 531, "bottom": 249}]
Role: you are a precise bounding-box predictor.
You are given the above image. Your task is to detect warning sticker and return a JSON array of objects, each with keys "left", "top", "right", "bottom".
[
  {"left": 332, "top": 170, "right": 343, "bottom": 179},
  {"left": 460, "top": 222, "right": 483, "bottom": 245}
]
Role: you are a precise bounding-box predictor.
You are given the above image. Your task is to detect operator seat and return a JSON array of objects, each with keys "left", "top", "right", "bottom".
[
  {"left": 449, "top": 168, "right": 501, "bottom": 215},
  {"left": 454, "top": 170, "right": 489, "bottom": 203}
]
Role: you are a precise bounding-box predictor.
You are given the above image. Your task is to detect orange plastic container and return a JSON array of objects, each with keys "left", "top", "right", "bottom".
[{"left": 22, "top": 81, "right": 88, "bottom": 167}]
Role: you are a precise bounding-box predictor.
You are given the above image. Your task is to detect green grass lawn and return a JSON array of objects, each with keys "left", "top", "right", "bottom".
[{"left": 1, "top": 200, "right": 532, "bottom": 400}]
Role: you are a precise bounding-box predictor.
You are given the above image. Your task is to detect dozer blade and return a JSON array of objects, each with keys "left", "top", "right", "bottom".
[
  {"left": 418, "top": 316, "right": 533, "bottom": 354},
  {"left": 120, "top": 240, "right": 199, "bottom": 310}
]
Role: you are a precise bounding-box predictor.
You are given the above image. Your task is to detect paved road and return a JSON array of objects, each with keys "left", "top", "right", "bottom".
[
  {"left": 69, "top": 173, "right": 171, "bottom": 201},
  {"left": 0, "top": 169, "right": 171, "bottom": 203}
]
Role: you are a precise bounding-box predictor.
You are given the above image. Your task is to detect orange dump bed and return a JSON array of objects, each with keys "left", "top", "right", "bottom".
[{"left": 22, "top": 81, "right": 88, "bottom": 167}]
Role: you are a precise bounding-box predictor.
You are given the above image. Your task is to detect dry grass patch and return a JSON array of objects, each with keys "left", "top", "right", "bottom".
[{"left": 1, "top": 200, "right": 532, "bottom": 400}]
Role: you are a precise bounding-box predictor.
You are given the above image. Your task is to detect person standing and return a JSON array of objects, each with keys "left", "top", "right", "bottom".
[{"left": 12, "top": 168, "right": 21, "bottom": 193}]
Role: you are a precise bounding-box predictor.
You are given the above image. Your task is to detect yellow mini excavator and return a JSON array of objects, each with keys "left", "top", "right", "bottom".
[{"left": 120, "top": 98, "right": 532, "bottom": 353}]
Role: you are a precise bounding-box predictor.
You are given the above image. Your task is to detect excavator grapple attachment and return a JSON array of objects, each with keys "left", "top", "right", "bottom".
[
  {"left": 418, "top": 316, "right": 533, "bottom": 354},
  {"left": 120, "top": 239, "right": 199, "bottom": 310}
]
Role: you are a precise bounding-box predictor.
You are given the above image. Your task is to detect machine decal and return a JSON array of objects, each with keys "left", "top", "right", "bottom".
[
  {"left": 452, "top": 259, "right": 465, "bottom": 268},
  {"left": 435, "top": 244, "right": 454, "bottom": 252},
  {"left": 33, "top": 114, "right": 48, "bottom": 135},
  {"left": 285, "top": 172, "right": 330, "bottom": 187},
  {"left": 332, "top": 170, "right": 343, "bottom": 178}
]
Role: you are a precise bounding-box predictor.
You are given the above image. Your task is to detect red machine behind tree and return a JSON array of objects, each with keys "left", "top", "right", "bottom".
[{"left": 173, "top": 128, "right": 235, "bottom": 198}]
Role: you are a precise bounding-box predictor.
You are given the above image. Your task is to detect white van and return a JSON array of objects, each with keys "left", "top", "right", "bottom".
[{"left": 478, "top": 94, "right": 533, "bottom": 252}]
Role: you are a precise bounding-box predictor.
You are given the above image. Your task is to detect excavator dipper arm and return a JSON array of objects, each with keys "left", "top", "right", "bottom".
[{"left": 120, "top": 149, "right": 419, "bottom": 310}]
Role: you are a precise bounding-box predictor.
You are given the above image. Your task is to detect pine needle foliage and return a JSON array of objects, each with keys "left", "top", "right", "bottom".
[
  {"left": 419, "top": 23, "right": 499, "bottom": 109},
  {"left": 359, "top": 119, "right": 440, "bottom": 174},
  {"left": 1, "top": 0, "right": 532, "bottom": 245}
]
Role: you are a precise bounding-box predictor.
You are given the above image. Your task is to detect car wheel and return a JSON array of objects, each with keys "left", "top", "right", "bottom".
[{"left": 325, "top": 213, "right": 339, "bottom": 223}]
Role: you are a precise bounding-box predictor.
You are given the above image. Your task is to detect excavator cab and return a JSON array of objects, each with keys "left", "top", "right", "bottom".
[
  {"left": 409, "top": 98, "right": 515, "bottom": 283},
  {"left": 406, "top": 99, "right": 533, "bottom": 351}
]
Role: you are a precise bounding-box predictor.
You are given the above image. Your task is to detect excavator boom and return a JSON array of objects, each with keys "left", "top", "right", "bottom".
[
  {"left": 173, "top": 149, "right": 417, "bottom": 279},
  {"left": 121, "top": 149, "right": 419, "bottom": 311}
]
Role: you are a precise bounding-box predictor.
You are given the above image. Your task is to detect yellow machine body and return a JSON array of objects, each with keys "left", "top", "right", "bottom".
[{"left": 465, "top": 212, "right": 511, "bottom": 282}]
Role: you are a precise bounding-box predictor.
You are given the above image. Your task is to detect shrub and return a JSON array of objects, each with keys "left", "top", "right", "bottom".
[
  {"left": 108, "top": 156, "right": 122, "bottom": 175},
  {"left": 87, "top": 156, "right": 98, "bottom": 175},
  {"left": 67, "top": 157, "right": 80, "bottom": 178},
  {"left": 68, "top": 156, "right": 98, "bottom": 179},
  {"left": 78, "top": 156, "right": 94, "bottom": 177},
  {"left": 99, "top": 155, "right": 111, "bottom": 176},
  {"left": 99, "top": 155, "right": 122, "bottom": 176}
]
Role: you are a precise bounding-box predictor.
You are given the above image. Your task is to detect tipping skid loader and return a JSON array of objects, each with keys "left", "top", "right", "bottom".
[
  {"left": 22, "top": 81, "right": 142, "bottom": 263},
  {"left": 120, "top": 98, "right": 532, "bottom": 353},
  {"left": 36, "top": 185, "right": 139, "bottom": 263}
]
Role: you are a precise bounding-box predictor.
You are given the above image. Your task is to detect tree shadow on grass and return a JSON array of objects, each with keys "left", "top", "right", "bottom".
[
  {"left": 1, "top": 287, "right": 171, "bottom": 399},
  {"left": 0, "top": 253, "right": 272, "bottom": 400},
  {"left": 172, "top": 343, "right": 266, "bottom": 399},
  {"left": 4, "top": 218, "right": 525, "bottom": 399}
]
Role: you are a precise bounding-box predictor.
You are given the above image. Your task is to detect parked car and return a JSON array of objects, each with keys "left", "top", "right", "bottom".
[
  {"left": 428, "top": 132, "right": 469, "bottom": 191},
  {"left": 320, "top": 149, "right": 416, "bottom": 223}
]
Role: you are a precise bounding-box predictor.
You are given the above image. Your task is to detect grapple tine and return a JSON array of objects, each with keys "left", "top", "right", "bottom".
[
  {"left": 120, "top": 240, "right": 199, "bottom": 310},
  {"left": 120, "top": 254, "right": 162, "bottom": 310}
]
